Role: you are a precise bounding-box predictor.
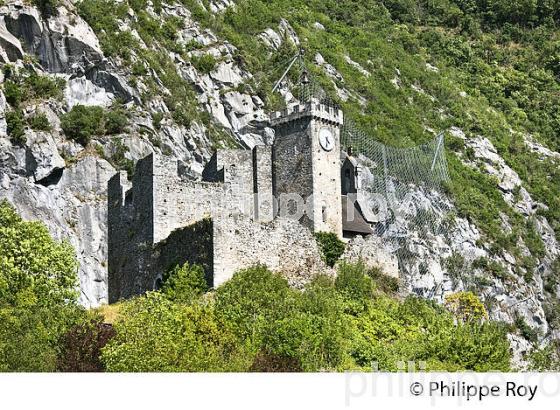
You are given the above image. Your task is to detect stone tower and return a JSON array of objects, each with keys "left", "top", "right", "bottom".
[{"left": 271, "top": 99, "right": 344, "bottom": 238}]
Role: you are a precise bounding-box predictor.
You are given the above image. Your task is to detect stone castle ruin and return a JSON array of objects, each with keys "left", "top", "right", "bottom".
[{"left": 108, "top": 99, "right": 398, "bottom": 302}]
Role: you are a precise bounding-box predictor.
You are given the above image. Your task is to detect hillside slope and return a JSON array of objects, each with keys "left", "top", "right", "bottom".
[{"left": 0, "top": 0, "right": 559, "bottom": 367}]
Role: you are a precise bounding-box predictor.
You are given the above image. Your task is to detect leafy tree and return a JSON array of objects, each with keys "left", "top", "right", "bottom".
[
  {"left": 0, "top": 200, "right": 79, "bottom": 306},
  {"left": 57, "top": 314, "right": 116, "bottom": 372},
  {"left": 161, "top": 262, "right": 208, "bottom": 304},
  {"left": 262, "top": 275, "right": 350, "bottom": 370},
  {"left": 101, "top": 292, "right": 250, "bottom": 372},
  {"left": 0, "top": 200, "right": 82, "bottom": 371},
  {"left": 214, "top": 265, "right": 295, "bottom": 344}
]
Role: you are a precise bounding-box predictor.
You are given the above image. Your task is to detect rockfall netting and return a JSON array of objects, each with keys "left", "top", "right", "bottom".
[
  {"left": 341, "top": 118, "right": 452, "bottom": 240},
  {"left": 281, "top": 68, "right": 453, "bottom": 245}
]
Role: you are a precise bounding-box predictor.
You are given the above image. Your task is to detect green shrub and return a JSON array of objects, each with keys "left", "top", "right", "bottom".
[
  {"left": 6, "top": 110, "right": 26, "bottom": 145},
  {"left": 191, "top": 54, "right": 218, "bottom": 74},
  {"left": 28, "top": 112, "right": 52, "bottom": 132},
  {"left": 528, "top": 341, "right": 560, "bottom": 371},
  {"left": 162, "top": 263, "right": 208, "bottom": 304},
  {"left": 0, "top": 200, "right": 82, "bottom": 371},
  {"left": 61, "top": 105, "right": 104, "bottom": 145},
  {"left": 314, "top": 231, "right": 345, "bottom": 267},
  {"left": 152, "top": 112, "right": 164, "bottom": 129},
  {"left": 108, "top": 138, "right": 134, "bottom": 178},
  {"left": 57, "top": 314, "right": 116, "bottom": 372},
  {"left": 3, "top": 81, "right": 23, "bottom": 107},
  {"left": 24, "top": 72, "right": 65, "bottom": 100},
  {"left": 104, "top": 108, "right": 128, "bottom": 135},
  {"left": 335, "top": 261, "right": 374, "bottom": 304},
  {"left": 444, "top": 291, "right": 488, "bottom": 322},
  {"left": 60, "top": 104, "right": 129, "bottom": 145},
  {"left": 514, "top": 315, "right": 539, "bottom": 344},
  {"left": 214, "top": 265, "right": 294, "bottom": 344},
  {"left": 101, "top": 292, "right": 250, "bottom": 372}
]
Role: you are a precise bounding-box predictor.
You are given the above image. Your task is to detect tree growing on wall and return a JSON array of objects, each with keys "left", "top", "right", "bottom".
[{"left": 314, "top": 232, "right": 346, "bottom": 267}]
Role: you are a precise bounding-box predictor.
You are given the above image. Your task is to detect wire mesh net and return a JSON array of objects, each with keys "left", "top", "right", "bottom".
[
  {"left": 276, "top": 61, "right": 452, "bottom": 244},
  {"left": 341, "top": 118, "right": 452, "bottom": 242}
]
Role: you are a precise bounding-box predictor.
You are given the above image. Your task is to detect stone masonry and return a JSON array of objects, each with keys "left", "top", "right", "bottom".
[{"left": 108, "top": 99, "right": 398, "bottom": 302}]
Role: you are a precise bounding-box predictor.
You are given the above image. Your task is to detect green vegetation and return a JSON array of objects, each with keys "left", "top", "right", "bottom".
[
  {"left": 515, "top": 315, "right": 540, "bottom": 344},
  {"left": 444, "top": 291, "right": 488, "bottom": 322},
  {"left": 28, "top": 112, "right": 52, "bottom": 132},
  {"left": 5, "top": 111, "right": 26, "bottom": 145},
  {"left": 60, "top": 104, "right": 129, "bottom": 145},
  {"left": 191, "top": 54, "right": 219, "bottom": 74},
  {"left": 314, "top": 231, "right": 346, "bottom": 267},
  {"left": 528, "top": 341, "right": 560, "bottom": 371},
  {"left": 0, "top": 203, "right": 515, "bottom": 372},
  {"left": 101, "top": 263, "right": 510, "bottom": 372},
  {"left": 161, "top": 263, "right": 208, "bottom": 304},
  {"left": 61, "top": 105, "right": 104, "bottom": 145},
  {"left": 106, "top": 138, "right": 135, "bottom": 178},
  {"left": 0, "top": 196, "right": 512, "bottom": 372},
  {"left": 2, "top": 65, "right": 64, "bottom": 107},
  {"left": 0, "top": 200, "right": 84, "bottom": 371},
  {"left": 76, "top": 0, "right": 248, "bottom": 146},
  {"left": 2, "top": 65, "right": 64, "bottom": 144}
]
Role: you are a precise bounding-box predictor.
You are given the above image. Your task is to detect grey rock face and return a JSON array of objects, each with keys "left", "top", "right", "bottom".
[
  {"left": 24, "top": 130, "right": 65, "bottom": 182},
  {"left": 85, "top": 67, "right": 139, "bottom": 103},
  {"left": 0, "top": 140, "right": 115, "bottom": 306},
  {"left": 64, "top": 76, "right": 114, "bottom": 108},
  {"left": 0, "top": 16, "right": 24, "bottom": 62},
  {"left": 4, "top": 4, "right": 103, "bottom": 73}
]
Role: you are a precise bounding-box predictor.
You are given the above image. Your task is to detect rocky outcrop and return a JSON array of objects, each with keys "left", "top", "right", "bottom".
[
  {"left": 0, "top": 16, "right": 24, "bottom": 62},
  {"left": 341, "top": 235, "right": 399, "bottom": 278},
  {"left": 24, "top": 130, "right": 65, "bottom": 183},
  {"left": 0, "top": 143, "right": 114, "bottom": 305},
  {"left": 64, "top": 76, "right": 114, "bottom": 108},
  {"left": 3, "top": 2, "right": 103, "bottom": 73}
]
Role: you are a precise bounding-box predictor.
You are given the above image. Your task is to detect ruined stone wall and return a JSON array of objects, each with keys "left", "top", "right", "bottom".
[
  {"left": 253, "top": 145, "right": 273, "bottom": 222},
  {"left": 213, "top": 214, "right": 330, "bottom": 287},
  {"left": 150, "top": 153, "right": 225, "bottom": 243},
  {"left": 108, "top": 171, "right": 132, "bottom": 302},
  {"left": 107, "top": 159, "right": 157, "bottom": 301},
  {"left": 151, "top": 218, "right": 214, "bottom": 287}
]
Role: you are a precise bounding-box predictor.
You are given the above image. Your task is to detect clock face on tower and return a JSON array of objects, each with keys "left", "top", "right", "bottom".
[{"left": 319, "top": 127, "right": 335, "bottom": 152}]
